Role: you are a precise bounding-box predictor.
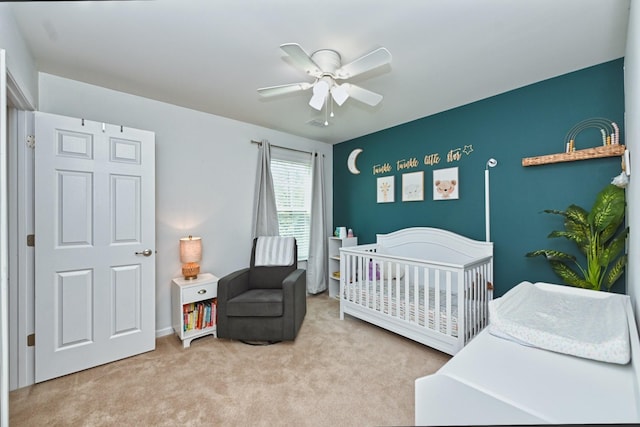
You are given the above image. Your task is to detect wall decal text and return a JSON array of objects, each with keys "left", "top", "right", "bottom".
[
  {"left": 447, "top": 148, "right": 462, "bottom": 162},
  {"left": 373, "top": 163, "right": 393, "bottom": 175},
  {"left": 397, "top": 157, "right": 419, "bottom": 170},
  {"left": 370, "top": 144, "right": 474, "bottom": 175},
  {"left": 423, "top": 153, "right": 441, "bottom": 166}
]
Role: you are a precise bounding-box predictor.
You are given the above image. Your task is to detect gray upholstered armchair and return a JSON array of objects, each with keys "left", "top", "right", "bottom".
[{"left": 217, "top": 237, "right": 306, "bottom": 342}]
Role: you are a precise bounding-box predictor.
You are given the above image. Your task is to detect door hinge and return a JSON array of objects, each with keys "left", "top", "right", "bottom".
[
  {"left": 27, "top": 334, "right": 35, "bottom": 347},
  {"left": 27, "top": 234, "right": 35, "bottom": 247},
  {"left": 26, "top": 135, "right": 35, "bottom": 149}
]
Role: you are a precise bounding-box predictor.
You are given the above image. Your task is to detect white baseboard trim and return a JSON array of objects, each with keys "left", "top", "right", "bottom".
[{"left": 155, "top": 327, "right": 174, "bottom": 338}]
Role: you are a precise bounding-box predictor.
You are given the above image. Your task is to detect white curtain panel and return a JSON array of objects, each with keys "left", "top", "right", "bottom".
[
  {"left": 307, "top": 152, "right": 327, "bottom": 294},
  {"left": 251, "top": 140, "right": 279, "bottom": 239}
]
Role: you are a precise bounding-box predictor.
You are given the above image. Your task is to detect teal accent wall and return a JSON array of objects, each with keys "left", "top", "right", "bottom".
[{"left": 333, "top": 59, "right": 625, "bottom": 296}]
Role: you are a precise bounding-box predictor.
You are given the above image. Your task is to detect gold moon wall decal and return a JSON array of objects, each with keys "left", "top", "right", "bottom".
[{"left": 347, "top": 148, "right": 363, "bottom": 174}]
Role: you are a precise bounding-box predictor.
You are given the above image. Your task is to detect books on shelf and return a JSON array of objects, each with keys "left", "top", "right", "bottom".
[{"left": 183, "top": 298, "right": 217, "bottom": 331}]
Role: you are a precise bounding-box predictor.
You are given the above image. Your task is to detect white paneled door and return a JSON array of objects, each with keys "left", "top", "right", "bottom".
[{"left": 34, "top": 112, "right": 156, "bottom": 382}]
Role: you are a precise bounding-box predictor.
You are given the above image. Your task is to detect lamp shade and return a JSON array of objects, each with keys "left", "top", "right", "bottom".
[
  {"left": 180, "top": 235, "right": 202, "bottom": 280},
  {"left": 180, "top": 236, "right": 202, "bottom": 263}
]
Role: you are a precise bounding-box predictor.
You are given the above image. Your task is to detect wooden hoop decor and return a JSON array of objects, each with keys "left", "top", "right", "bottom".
[{"left": 564, "top": 117, "right": 619, "bottom": 153}]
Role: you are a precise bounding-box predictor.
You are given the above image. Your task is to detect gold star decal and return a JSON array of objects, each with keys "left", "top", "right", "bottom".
[{"left": 463, "top": 145, "right": 474, "bottom": 155}]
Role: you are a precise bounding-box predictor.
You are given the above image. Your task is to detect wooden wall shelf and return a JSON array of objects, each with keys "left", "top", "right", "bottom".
[{"left": 522, "top": 144, "right": 626, "bottom": 167}]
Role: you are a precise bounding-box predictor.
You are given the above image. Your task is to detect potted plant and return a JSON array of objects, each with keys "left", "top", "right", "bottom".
[{"left": 526, "top": 183, "right": 628, "bottom": 291}]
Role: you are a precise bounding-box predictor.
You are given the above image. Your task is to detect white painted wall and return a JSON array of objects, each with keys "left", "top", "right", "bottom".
[
  {"left": 0, "top": 5, "right": 37, "bottom": 108},
  {"left": 625, "top": 1, "right": 639, "bottom": 329},
  {"left": 38, "top": 73, "right": 333, "bottom": 335}
]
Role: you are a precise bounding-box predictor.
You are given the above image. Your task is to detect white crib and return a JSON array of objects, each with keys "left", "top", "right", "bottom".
[{"left": 339, "top": 227, "right": 493, "bottom": 355}]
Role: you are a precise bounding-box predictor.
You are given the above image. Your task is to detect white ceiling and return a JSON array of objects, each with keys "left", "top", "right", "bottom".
[{"left": 8, "top": 0, "right": 630, "bottom": 145}]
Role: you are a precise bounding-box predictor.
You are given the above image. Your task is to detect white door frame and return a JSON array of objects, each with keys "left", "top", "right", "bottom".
[
  {"left": 7, "top": 109, "right": 34, "bottom": 390},
  {"left": 7, "top": 68, "right": 36, "bottom": 391},
  {"left": 1, "top": 47, "right": 10, "bottom": 427}
]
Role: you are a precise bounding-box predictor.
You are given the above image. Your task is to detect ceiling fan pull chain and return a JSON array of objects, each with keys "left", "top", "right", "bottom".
[{"left": 324, "top": 98, "right": 329, "bottom": 126}]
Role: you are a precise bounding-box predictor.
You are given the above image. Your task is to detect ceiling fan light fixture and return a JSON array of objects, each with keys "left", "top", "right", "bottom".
[
  {"left": 331, "top": 83, "right": 349, "bottom": 106},
  {"left": 309, "top": 79, "right": 329, "bottom": 110}
]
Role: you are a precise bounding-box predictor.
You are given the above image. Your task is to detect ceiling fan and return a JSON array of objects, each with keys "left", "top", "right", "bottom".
[{"left": 257, "top": 43, "right": 392, "bottom": 111}]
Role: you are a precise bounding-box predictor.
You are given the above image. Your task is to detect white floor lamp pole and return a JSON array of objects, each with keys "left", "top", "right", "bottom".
[{"left": 485, "top": 158, "right": 497, "bottom": 242}]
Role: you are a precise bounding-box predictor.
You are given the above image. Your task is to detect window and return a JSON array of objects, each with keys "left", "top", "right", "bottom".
[{"left": 270, "top": 147, "right": 312, "bottom": 260}]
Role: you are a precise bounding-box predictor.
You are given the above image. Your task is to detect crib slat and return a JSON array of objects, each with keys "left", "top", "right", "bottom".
[
  {"left": 482, "top": 263, "right": 488, "bottom": 328},
  {"left": 478, "top": 269, "right": 482, "bottom": 337},
  {"left": 462, "top": 268, "right": 468, "bottom": 343},
  {"left": 400, "top": 265, "right": 404, "bottom": 320},
  {"left": 471, "top": 265, "right": 475, "bottom": 336},
  {"left": 352, "top": 253, "right": 357, "bottom": 301},
  {"left": 424, "top": 267, "right": 429, "bottom": 329},
  {"left": 471, "top": 266, "right": 478, "bottom": 340},
  {"left": 387, "top": 262, "right": 400, "bottom": 317},
  {"left": 393, "top": 265, "right": 398, "bottom": 318},
  {"left": 471, "top": 265, "right": 477, "bottom": 337},
  {"left": 466, "top": 267, "right": 472, "bottom": 341},
  {"left": 344, "top": 253, "right": 349, "bottom": 300},
  {"left": 445, "top": 271, "right": 452, "bottom": 336},
  {"left": 476, "top": 266, "right": 481, "bottom": 340},
  {"left": 365, "top": 256, "right": 370, "bottom": 308},
  {"left": 372, "top": 259, "right": 379, "bottom": 313},
  {"left": 412, "top": 265, "right": 418, "bottom": 325},
  {"left": 434, "top": 269, "right": 440, "bottom": 333}
]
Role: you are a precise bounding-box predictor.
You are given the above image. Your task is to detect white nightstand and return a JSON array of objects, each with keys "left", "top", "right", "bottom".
[{"left": 171, "top": 272, "right": 219, "bottom": 348}]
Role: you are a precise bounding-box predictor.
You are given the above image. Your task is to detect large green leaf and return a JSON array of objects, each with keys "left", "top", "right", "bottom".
[
  {"left": 548, "top": 230, "right": 582, "bottom": 241},
  {"left": 588, "top": 185, "right": 625, "bottom": 232},
  {"left": 542, "top": 209, "right": 567, "bottom": 216},
  {"left": 600, "top": 222, "right": 619, "bottom": 244},
  {"left": 565, "top": 219, "right": 589, "bottom": 238},
  {"left": 600, "top": 227, "right": 629, "bottom": 266},
  {"left": 564, "top": 204, "right": 589, "bottom": 227},
  {"left": 563, "top": 205, "right": 590, "bottom": 251},
  {"left": 549, "top": 261, "right": 593, "bottom": 289},
  {"left": 526, "top": 249, "right": 576, "bottom": 262},
  {"left": 604, "top": 254, "right": 627, "bottom": 290},
  {"left": 547, "top": 230, "right": 588, "bottom": 254}
]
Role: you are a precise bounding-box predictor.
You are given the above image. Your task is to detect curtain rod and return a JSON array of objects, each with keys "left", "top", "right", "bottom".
[{"left": 251, "top": 139, "right": 323, "bottom": 156}]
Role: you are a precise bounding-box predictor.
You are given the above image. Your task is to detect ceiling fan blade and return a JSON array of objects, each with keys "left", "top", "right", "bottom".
[
  {"left": 334, "top": 47, "right": 392, "bottom": 80},
  {"left": 342, "top": 83, "right": 383, "bottom": 107},
  {"left": 257, "top": 82, "right": 312, "bottom": 97},
  {"left": 280, "top": 43, "right": 323, "bottom": 78}
]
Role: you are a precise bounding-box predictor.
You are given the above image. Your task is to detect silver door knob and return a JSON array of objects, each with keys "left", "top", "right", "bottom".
[{"left": 135, "top": 249, "right": 153, "bottom": 257}]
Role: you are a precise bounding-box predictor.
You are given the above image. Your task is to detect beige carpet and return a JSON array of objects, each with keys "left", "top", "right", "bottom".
[{"left": 10, "top": 294, "right": 450, "bottom": 426}]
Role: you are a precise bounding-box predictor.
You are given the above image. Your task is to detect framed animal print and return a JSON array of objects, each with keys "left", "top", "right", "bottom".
[{"left": 433, "top": 167, "right": 459, "bottom": 200}]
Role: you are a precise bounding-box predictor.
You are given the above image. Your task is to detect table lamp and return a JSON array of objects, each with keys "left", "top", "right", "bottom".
[{"left": 180, "top": 235, "right": 202, "bottom": 279}]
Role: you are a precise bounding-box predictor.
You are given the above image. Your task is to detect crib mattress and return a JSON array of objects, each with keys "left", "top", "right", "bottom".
[{"left": 342, "top": 282, "right": 459, "bottom": 336}]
